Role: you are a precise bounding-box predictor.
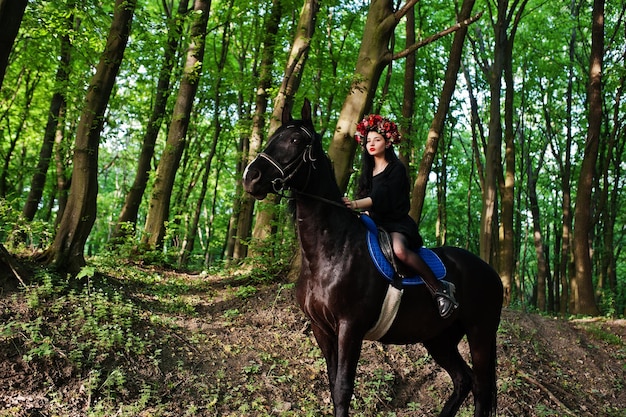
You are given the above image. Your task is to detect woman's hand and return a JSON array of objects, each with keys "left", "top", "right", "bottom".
[{"left": 342, "top": 197, "right": 357, "bottom": 210}]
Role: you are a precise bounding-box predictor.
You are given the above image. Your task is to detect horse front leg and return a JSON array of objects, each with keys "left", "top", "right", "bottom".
[
  {"left": 312, "top": 323, "right": 363, "bottom": 417},
  {"left": 311, "top": 324, "right": 339, "bottom": 400}
]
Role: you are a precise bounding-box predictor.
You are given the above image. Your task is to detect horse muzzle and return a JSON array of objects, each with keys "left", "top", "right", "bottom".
[{"left": 243, "top": 161, "right": 269, "bottom": 200}]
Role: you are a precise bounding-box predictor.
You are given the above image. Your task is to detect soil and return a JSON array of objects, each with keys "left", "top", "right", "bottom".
[{"left": 1, "top": 267, "right": 625, "bottom": 417}]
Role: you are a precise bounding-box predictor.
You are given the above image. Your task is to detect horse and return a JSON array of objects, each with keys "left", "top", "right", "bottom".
[{"left": 243, "top": 99, "right": 504, "bottom": 417}]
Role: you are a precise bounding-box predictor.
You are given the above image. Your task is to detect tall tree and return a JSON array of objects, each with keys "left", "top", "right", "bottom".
[
  {"left": 327, "top": 0, "right": 479, "bottom": 192},
  {"left": 142, "top": 0, "right": 210, "bottom": 250},
  {"left": 479, "top": 0, "right": 507, "bottom": 267},
  {"left": 40, "top": 0, "right": 136, "bottom": 273},
  {"left": 22, "top": 9, "right": 74, "bottom": 221},
  {"left": 572, "top": 0, "right": 603, "bottom": 315},
  {"left": 112, "top": 0, "right": 189, "bottom": 242},
  {"left": 178, "top": 0, "right": 233, "bottom": 266},
  {"left": 249, "top": 0, "right": 320, "bottom": 252},
  {"left": 556, "top": 0, "right": 578, "bottom": 314},
  {"left": 230, "top": 0, "right": 283, "bottom": 260},
  {"left": 499, "top": 0, "right": 528, "bottom": 306},
  {"left": 409, "top": 0, "right": 478, "bottom": 221},
  {"left": 0, "top": 0, "right": 28, "bottom": 87},
  {"left": 526, "top": 133, "right": 550, "bottom": 311}
]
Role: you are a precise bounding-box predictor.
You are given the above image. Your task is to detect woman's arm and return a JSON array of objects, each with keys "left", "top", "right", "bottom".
[{"left": 343, "top": 196, "right": 372, "bottom": 210}]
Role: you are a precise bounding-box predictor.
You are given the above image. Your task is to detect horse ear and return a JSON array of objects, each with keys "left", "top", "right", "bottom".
[
  {"left": 281, "top": 102, "right": 293, "bottom": 125},
  {"left": 301, "top": 98, "right": 312, "bottom": 123}
]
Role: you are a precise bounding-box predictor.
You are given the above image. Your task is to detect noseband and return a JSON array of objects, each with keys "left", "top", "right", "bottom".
[{"left": 257, "top": 125, "right": 317, "bottom": 194}]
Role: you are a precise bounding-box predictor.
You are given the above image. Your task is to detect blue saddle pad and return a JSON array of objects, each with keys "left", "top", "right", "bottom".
[{"left": 361, "top": 214, "right": 446, "bottom": 286}]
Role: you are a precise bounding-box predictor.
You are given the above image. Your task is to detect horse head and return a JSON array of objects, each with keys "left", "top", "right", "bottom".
[{"left": 243, "top": 99, "right": 322, "bottom": 200}]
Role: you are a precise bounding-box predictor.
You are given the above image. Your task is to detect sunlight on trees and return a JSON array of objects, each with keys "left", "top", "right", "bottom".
[{"left": 0, "top": 0, "right": 624, "bottom": 316}]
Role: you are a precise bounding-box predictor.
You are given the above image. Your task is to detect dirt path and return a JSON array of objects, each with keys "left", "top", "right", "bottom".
[{"left": 1, "top": 270, "right": 625, "bottom": 416}]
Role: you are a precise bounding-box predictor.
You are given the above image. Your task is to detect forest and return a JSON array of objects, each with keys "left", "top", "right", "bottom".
[
  {"left": 1, "top": 0, "right": 626, "bottom": 415},
  {"left": 2, "top": 0, "right": 621, "bottom": 315}
]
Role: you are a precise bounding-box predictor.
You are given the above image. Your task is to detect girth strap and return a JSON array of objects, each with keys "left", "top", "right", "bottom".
[{"left": 364, "top": 285, "right": 403, "bottom": 341}]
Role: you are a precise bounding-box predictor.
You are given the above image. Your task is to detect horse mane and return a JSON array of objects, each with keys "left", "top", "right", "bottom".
[{"left": 286, "top": 129, "right": 341, "bottom": 217}]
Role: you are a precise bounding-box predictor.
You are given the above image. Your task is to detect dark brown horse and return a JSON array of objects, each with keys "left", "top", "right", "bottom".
[{"left": 243, "top": 99, "right": 503, "bottom": 417}]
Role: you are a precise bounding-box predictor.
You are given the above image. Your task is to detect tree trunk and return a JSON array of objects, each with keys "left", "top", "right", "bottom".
[
  {"left": 479, "top": 0, "right": 508, "bottom": 266},
  {"left": 53, "top": 103, "right": 70, "bottom": 227},
  {"left": 328, "top": 0, "right": 418, "bottom": 191},
  {"left": 225, "top": 133, "right": 248, "bottom": 261},
  {"left": 603, "top": 72, "right": 625, "bottom": 312},
  {"left": 499, "top": 24, "right": 516, "bottom": 307},
  {"left": 526, "top": 143, "right": 549, "bottom": 311},
  {"left": 0, "top": 0, "right": 27, "bottom": 87},
  {"left": 179, "top": 1, "right": 231, "bottom": 265},
  {"left": 559, "top": 0, "right": 577, "bottom": 315},
  {"left": 399, "top": 5, "right": 415, "bottom": 171},
  {"left": 436, "top": 135, "right": 451, "bottom": 246},
  {"left": 142, "top": 0, "right": 210, "bottom": 250},
  {"left": 231, "top": 0, "right": 283, "bottom": 260},
  {"left": 461, "top": 65, "right": 486, "bottom": 251},
  {"left": 112, "top": 0, "right": 189, "bottom": 242},
  {"left": 22, "top": 15, "right": 73, "bottom": 221},
  {"left": 41, "top": 0, "right": 136, "bottom": 274},
  {"left": 410, "top": 0, "right": 476, "bottom": 222},
  {"left": 572, "top": 0, "right": 603, "bottom": 316},
  {"left": 249, "top": 0, "right": 320, "bottom": 254}
]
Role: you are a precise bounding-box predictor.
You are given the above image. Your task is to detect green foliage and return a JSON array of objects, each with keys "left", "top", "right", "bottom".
[
  {"left": 0, "top": 261, "right": 209, "bottom": 414},
  {"left": 0, "top": 198, "right": 54, "bottom": 248},
  {"left": 1, "top": 0, "right": 625, "bottom": 317},
  {"left": 1, "top": 269, "right": 156, "bottom": 371}
]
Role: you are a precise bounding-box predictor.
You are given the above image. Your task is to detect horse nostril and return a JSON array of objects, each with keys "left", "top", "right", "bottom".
[{"left": 243, "top": 165, "right": 261, "bottom": 188}]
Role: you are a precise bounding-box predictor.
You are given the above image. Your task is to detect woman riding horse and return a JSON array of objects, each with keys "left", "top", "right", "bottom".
[{"left": 243, "top": 99, "right": 503, "bottom": 417}]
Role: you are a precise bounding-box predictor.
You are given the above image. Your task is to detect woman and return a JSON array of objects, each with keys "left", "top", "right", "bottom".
[{"left": 343, "top": 114, "right": 458, "bottom": 318}]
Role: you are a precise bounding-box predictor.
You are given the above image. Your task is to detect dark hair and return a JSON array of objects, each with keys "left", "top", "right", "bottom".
[{"left": 355, "top": 146, "right": 399, "bottom": 199}]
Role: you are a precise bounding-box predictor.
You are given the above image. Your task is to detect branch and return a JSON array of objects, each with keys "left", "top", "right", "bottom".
[
  {"left": 0, "top": 244, "right": 28, "bottom": 287},
  {"left": 517, "top": 370, "right": 580, "bottom": 417},
  {"left": 392, "top": 11, "right": 483, "bottom": 61},
  {"left": 395, "top": 0, "right": 420, "bottom": 21}
]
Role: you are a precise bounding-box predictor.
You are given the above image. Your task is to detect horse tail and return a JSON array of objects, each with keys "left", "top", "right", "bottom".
[{"left": 490, "top": 337, "right": 498, "bottom": 416}]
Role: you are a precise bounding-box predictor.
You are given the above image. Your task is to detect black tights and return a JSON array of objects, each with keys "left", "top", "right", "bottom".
[{"left": 390, "top": 232, "right": 440, "bottom": 292}]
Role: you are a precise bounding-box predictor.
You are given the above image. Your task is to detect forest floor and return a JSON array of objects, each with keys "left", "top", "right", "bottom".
[{"left": 0, "top": 260, "right": 625, "bottom": 417}]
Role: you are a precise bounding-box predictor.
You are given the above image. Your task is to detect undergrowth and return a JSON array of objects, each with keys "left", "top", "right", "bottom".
[
  {"left": 0, "top": 236, "right": 298, "bottom": 416},
  {"left": 0, "top": 264, "right": 167, "bottom": 415}
]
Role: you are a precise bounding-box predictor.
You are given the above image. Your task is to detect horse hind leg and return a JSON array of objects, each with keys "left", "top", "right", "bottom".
[
  {"left": 423, "top": 332, "right": 473, "bottom": 417},
  {"left": 466, "top": 331, "right": 498, "bottom": 417}
]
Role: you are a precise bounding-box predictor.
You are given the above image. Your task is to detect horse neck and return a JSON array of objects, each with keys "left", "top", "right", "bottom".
[
  {"left": 297, "top": 155, "right": 343, "bottom": 209},
  {"left": 294, "top": 162, "right": 351, "bottom": 245}
]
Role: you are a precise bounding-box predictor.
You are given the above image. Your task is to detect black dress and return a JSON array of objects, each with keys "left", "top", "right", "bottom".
[{"left": 368, "top": 159, "right": 423, "bottom": 248}]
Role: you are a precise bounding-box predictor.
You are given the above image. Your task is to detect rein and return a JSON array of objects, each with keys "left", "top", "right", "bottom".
[{"left": 292, "top": 190, "right": 356, "bottom": 213}]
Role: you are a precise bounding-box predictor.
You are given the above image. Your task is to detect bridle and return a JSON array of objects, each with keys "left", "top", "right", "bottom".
[
  {"left": 257, "top": 124, "right": 317, "bottom": 195},
  {"left": 255, "top": 124, "right": 356, "bottom": 213}
]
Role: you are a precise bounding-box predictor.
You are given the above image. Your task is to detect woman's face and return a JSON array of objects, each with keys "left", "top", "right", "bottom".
[{"left": 365, "top": 131, "right": 388, "bottom": 157}]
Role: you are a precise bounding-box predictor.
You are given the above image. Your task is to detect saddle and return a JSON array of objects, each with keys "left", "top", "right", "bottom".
[{"left": 360, "top": 214, "right": 446, "bottom": 287}]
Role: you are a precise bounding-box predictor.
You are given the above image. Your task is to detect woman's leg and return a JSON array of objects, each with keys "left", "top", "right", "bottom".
[{"left": 391, "top": 232, "right": 458, "bottom": 318}]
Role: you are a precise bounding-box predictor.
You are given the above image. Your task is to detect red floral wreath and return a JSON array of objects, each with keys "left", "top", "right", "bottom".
[{"left": 355, "top": 114, "right": 401, "bottom": 145}]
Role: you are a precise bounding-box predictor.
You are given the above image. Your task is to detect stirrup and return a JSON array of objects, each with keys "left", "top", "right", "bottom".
[{"left": 435, "top": 281, "right": 458, "bottom": 319}]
